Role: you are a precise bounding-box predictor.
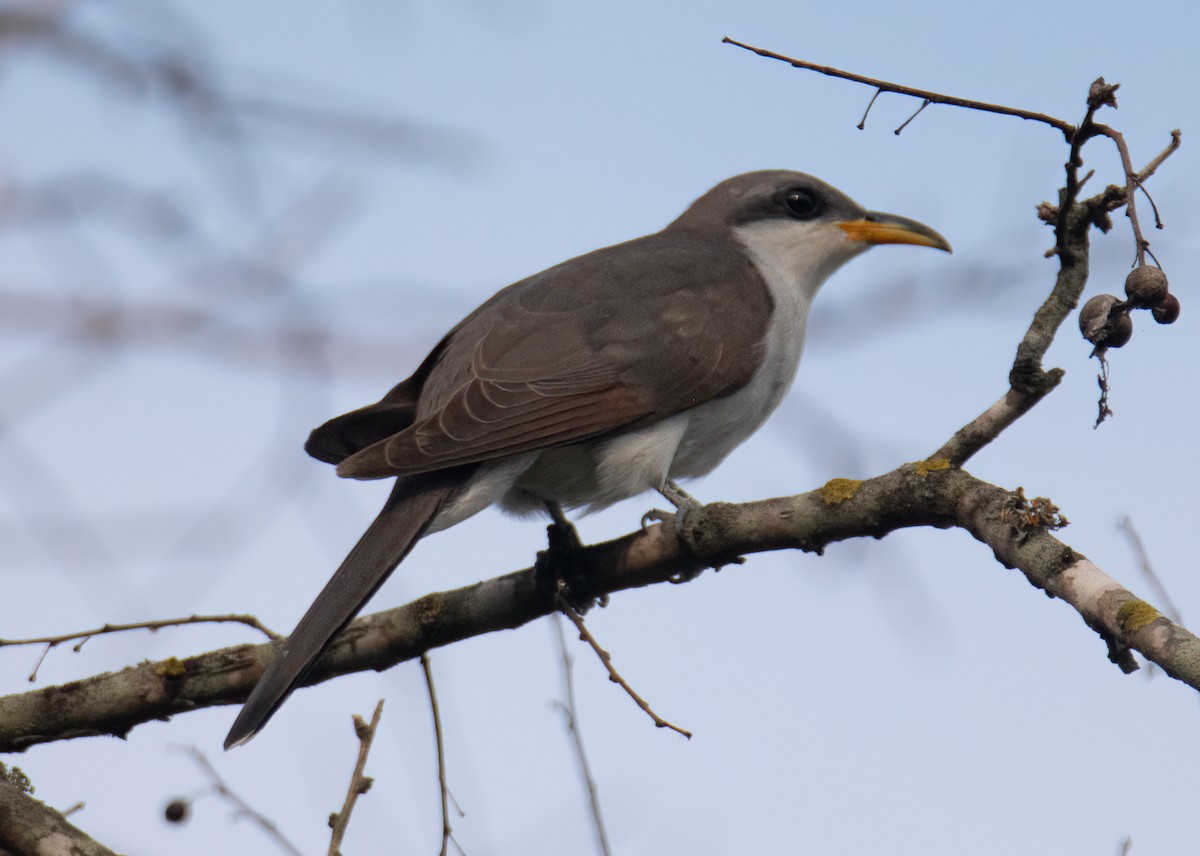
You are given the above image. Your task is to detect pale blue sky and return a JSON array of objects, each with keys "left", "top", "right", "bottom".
[{"left": 2, "top": 1, "right": 1199, "bottom": 853}]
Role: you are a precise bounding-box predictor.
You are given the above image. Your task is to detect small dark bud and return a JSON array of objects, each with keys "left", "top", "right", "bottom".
[
  {"left": 1087, "top": 77, "right": 1120, "bottom": 110},
  {"left": 1079, "top": 294, "right": 1121, "bottom": 345},
  {"left": 1124, "top": 265, "right": 1169, "bottom": 308},
  {"left": 1152, "top": 292, "right": 1181, "bottom": 325},
  {"left": 164, "top": 799, "right": 189, "bottom": 823}
]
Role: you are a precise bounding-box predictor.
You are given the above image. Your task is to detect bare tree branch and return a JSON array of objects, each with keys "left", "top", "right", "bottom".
[
  {"left": 0, "top": 768, "right": 118, "bottom": 856},
  {"left": 2, "top": 463, "right": 1198, "bottom": 752}
]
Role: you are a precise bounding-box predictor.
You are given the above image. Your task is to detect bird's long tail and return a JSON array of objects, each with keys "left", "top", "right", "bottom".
[{"left": 224, "top": 472, "right": 460, "bottom": 749}]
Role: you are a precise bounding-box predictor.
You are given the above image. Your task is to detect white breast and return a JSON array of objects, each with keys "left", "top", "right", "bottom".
[{"left": 670, "top": 219, "right": 867, "bottom": 478}]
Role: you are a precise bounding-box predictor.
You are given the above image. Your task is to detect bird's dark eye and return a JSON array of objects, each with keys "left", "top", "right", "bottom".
[{"left": 784, "top": 188, "right": 821, "bottom": 219}]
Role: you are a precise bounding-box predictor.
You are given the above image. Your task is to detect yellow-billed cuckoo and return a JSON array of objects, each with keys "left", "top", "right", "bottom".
[{"left": 224, "top": 170, "right": 950, "bottom": 748}]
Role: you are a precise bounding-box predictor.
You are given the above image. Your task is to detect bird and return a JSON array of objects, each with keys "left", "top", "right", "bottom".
[{"left": 224, "top": 169, "right": 950, "bottom": 749}]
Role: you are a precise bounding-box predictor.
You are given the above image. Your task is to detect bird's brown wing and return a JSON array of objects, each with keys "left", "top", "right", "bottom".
[{"left": 329, "top": 229, "right": 772, "bottom": 480}]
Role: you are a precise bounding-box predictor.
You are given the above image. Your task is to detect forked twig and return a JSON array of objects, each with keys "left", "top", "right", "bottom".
[
  {"left": 1092, "top": 124, "right": 1182, "bottom": 263},
  {"left": 4, "top": 613, "right": 280, "bottom": 682},
  {"left": 2, "top": 609, "right": 278, "bottom": 643},
  {"left": 722, "top": 37, "right": 1075, "bottom": 136},
  {"left": 1, "top": 613, "right": 279, "bottom": 650}
]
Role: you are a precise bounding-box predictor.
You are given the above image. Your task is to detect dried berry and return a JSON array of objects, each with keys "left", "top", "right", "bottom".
[
  {"left": 1106, "top": 311, "right": 1133, "bottom": 348},
  {"left": 1079, "top": 294, "right": 1121, "bottom": 345},
  {"left": 1152, "top": 292, "right": 1181, "bottom": 325},
  {"left": 1124, "top": 265, "right": 1169, "bottom": 308},
  {"left": 164, "top": 799, "right": 189, "bottom": 823}
]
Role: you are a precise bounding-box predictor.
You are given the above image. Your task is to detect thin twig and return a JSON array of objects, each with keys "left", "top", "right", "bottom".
[
  {"left": 1136, "top": 129, "right": 1183, "bottom": 183},
  {"left": 1089, "top": 128, "right": 1180, "bottom": 260},
  {"left": 556, "top": 591, "right": 692, "bottom": 739},
  {"left": 6, "top": 613, "right": 280, "bottom": 682},
  {"left": 422, "top": 655, "right": 461, "bottom": 856},
  {"left": 893, "top": 99, "right": 930, "bottom": 135},
  {"left": 722, "top": 37, "right": 1075, "bottom": 136},
  {"left": 856, "top": 88, "right": 881, "bottom": 130},
  {"left": 1138, "top": 184, "right": 1163, "bottom": 230},
  {"left": 327, "top": 700, "right": 385, "bottom": 856},
  {"left": 26, "top": 646, "right": 52, "bottom": 683},
  {"left": 181, "top": 746, "right": 304, "bottom": 856},
  {"left": 0, "top": 613, "right": 280, "bottom": 649},
  {"left": 1093, "top": 124, "right": 1150, "bottom": 264},
  {"left": 552, "top": 615, "right": 612, "bottom": 856}
]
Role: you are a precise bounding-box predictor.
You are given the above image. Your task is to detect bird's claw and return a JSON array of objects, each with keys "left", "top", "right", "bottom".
[{"left": 641, "top": 508, "right": 673, "bottom": 531}]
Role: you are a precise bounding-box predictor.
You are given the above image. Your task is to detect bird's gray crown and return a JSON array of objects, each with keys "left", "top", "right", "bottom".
[{"left": 668, "top": 170, "right": 868, "bottom": 234}]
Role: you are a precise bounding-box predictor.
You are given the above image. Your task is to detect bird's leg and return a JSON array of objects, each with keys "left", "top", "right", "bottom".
[
  {"left": 536, "top": 501, "right": 604, "bottom": 612},
  {"left": 660, "top": 479, "right": 702, "bottom": 525},
  {"left": 642, "top": 479, "right": 703, "bottom": 533},
  {"left": 545, "top": 500, "right": 582, "bottom": 551}
]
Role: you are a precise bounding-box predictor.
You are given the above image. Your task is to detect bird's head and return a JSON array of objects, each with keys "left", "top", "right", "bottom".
[{"left": 672, "top": 170, "right": 951, "bottom": 297}]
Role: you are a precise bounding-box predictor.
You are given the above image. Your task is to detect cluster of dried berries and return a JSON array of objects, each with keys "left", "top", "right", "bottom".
[{"left": 1079, "top": 265, "right": 1180, "bottom": 352}]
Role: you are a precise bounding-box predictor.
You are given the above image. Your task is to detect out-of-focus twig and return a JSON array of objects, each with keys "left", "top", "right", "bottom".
[
  {"left": 180, "top": 746, "right": 303, "bottom": 856},
  {"left": 1117, "top": 516, "right": 1182, "bottom": 623},
  {"left": 421, "top": 655, "right": 464, "bottom": 856},
  {"left": 552, "top": 614, "right": 612, "bottom": 856}
]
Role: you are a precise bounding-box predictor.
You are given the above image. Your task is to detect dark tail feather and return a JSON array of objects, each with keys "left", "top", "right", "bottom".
[{"left": 224, "top": 472, "right": 460, "bottom": 749}]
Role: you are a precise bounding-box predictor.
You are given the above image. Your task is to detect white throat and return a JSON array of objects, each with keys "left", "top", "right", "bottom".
[
  {"left": 663, "top": 220, "right": 869, "bottom": 481},
  {"left": 732, "top": 217, "right": 870, "bottom": 383}
]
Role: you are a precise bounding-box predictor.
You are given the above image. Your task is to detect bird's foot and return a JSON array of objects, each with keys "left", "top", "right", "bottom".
[
  {"left": 644, "top": 480, "right": 705, "bottom": 583},
  {"left": 536, "top": 503, "right": 605, "bottom": 613},
  {"left": 644, "top": 480, "right": 745, "bottom": 582}
]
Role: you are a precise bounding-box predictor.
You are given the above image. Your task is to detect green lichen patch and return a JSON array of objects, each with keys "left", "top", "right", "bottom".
[
  {"left": 155, "top": 657, "right": 186, "bottom": 678},
  {"left": 820, "top": 478, "right": 863, "bottom": 505},
  {"left": 1117, "top": 598, "right": 1161, "bottom": 635},
  {"left": 914, "top": 458, "right": 951, "bottom": 477}
]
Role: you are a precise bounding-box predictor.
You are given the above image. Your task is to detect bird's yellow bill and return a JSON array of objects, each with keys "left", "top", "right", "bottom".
[{"left": 838, "top": 215, "right": 952, "bottom": 253}]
